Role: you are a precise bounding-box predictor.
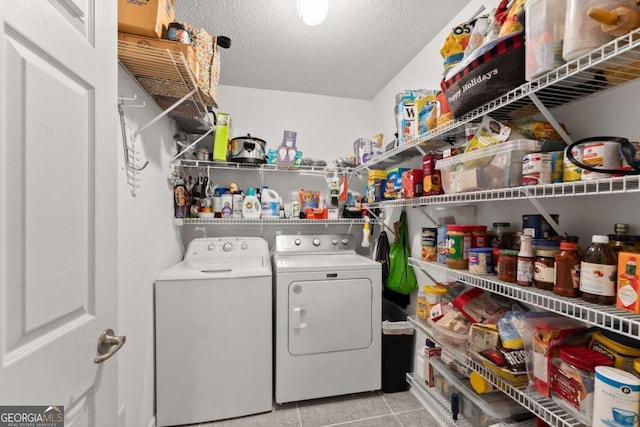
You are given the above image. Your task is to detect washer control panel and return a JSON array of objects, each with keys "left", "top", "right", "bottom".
[
  {"left": 275, "top": 234, "right": 356, "bottom": 253},
  {"left": 185, "top": 237, "right": 268, "bottom": 262}
]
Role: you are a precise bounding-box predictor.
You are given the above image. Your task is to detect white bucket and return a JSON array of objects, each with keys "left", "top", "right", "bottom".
[{"left": 593, "top": 366, "right": 640, "bottom": 427}]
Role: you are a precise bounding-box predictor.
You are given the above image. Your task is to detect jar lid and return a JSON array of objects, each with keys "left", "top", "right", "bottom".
[
  {"left": 493, "top": 222, "right": 511, "bottom": 227},
  {"left": 422, "top": 285, "right": 448, "bottom": 295},
  {"left": 499, "top": 249, "right": 519, "bottom": 256},
  {"left": 559, "top": 241, "right": 578, "bottom": 250},
  {"left": 168, "top": 22, "right": 188, "bottom": 30},
  {"left": 558, "top": 346, "right": 614, "bottom": 371},
  {"left": 608, "top": 234, "right": 633, "bottom": 242},
  {"left": 592, "top": 235, "right": 610, "bottom": 244},
  {"left": 468, "top": 247, "right": 493, "bottom": 253},
  {"left": 447, "top": 225, "right": 471, "bottom": 232},
  {"left": 469, "top": 371, "right": 492, "bottom": 394},
  {"left": 560, "top": 235, "right": 579, "bottom": 243},
  {"left": 536, "top": 250, "right": 558, "bottom": 257},
  {"left": 471, "top": 225, "right": 487, "bottom": 232}
]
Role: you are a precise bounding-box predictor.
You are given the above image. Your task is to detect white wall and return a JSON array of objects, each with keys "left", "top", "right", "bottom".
[
  {"left": 117, "top": 66, "right": 184, "bottom": 427},
  {"left": 216, "top": 84, "right": 373, "bottom": 160}
]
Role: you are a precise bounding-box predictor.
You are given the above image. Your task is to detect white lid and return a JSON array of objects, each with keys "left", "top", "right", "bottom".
[
  {"left": 595, "top": 366, "right": 640, "bottom": 387},
  {"left": 592, "top": 235, "right": 610, "bottom": 244}
]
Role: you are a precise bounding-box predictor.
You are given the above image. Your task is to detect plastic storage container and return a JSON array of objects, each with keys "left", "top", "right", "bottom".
[
  {"left": 382, "top": 299, "right": 414, "bottom": 393},
  {"left": 563, "top": 0, "right": 634, "bottom": 62},
  {"left": 436, "top": 140, "right": 542, "bottom": 194},
  {"left": 525, "top": 0, "right": 566, "bottom": 81},
  {"left": 430, "top": 358, "right": 533, "bottom": 427}
]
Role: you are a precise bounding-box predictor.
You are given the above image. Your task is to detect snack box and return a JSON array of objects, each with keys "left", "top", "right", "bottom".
[
  {"left": 402, "top": 169, "right": 423, "bottom": 198},
  {"left": 617, "top": 252, "right": 640, "bottom": 314},
  {"left": 387, "top": 168, "right": 409, "bottom": 191},
  {"left": 431, "top": 358, "right": 532, "bottom": 427},
  {"left": 436, "top": 139, "right": 542, "bottom": 194}
]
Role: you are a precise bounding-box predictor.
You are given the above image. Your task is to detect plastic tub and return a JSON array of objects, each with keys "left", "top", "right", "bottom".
[
  {"left": 427, "top": 317, "right": 468, "bottom": 346},
  {"left": 525, "top": 0, "right": 566, "bottom": 80},
  {"left": 436, "top": 140, "right": 542, "bottom": 194},
  {"left": 430, "top": 358, "right": 532, "bottom": 427}
]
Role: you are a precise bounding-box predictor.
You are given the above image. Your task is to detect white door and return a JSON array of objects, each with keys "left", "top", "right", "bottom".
[{"left": 0, "top": 1, "right": 119, "bottom": 426}]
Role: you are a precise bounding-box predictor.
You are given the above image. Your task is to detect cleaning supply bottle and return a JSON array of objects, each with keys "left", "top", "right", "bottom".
[
  {"left": 361, "top": 218, "right": 371, "bottom": 247},
  {"left": 242, "top": 188, "right": 261, "bottom": 219},
  {"left": 260, "top": 186, "right": 280, "bottom": 218}
]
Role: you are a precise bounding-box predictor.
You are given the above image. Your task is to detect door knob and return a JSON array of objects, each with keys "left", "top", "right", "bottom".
[{"left": 94, "top": 328, "right": 126, "bottom": 364}]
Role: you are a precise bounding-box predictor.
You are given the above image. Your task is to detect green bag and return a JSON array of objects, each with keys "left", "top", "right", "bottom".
[{"left": 385, "top": 211, "right": 417, "bottom": 295}]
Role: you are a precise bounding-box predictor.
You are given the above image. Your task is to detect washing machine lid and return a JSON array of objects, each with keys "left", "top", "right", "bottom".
[
  {"left": 157, "top": 257, "right": 271, "bottom": 280},
  {"left": 274, "top": 253, "right": 380, "bottom": 273}
]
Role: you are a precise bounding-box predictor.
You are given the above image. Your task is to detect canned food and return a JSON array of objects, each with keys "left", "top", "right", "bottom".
[{"left": 167, "top": 22, "right": 191, "bottom": 44}]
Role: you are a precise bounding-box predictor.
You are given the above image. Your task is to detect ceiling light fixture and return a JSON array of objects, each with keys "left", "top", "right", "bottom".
[{"left": 297, "top": 0, "right": 329, "bottom": 26}]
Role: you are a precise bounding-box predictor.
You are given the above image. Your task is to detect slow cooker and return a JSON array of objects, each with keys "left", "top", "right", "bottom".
[{"left": 228, "top": 134, "right": 267, "bottom": 164}]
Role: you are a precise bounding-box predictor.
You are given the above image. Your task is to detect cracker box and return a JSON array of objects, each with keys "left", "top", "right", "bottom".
[
  {"left": 422, "top": 152, "right": 444, "bottom": 196},
  {"left": 118, "top": 0, "right": 175, "bottom": 39},
  {"left": 402, "top": 169, "right": 423, "bottom": 198},
  {"left": 617, "top": 252, "right": 640, "bottom": 314}
]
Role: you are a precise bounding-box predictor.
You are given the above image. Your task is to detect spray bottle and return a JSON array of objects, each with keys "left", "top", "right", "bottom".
[{"left": 361, "top": 217, "right": 371, "bottom": 248}]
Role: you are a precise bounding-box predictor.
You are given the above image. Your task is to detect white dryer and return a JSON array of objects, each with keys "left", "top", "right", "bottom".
[
  {"left": 272, "top": 234, "right": 381, "bottom": 404},
  {"left": 155, "top": 237, "right": 272, "bottom": 427}
]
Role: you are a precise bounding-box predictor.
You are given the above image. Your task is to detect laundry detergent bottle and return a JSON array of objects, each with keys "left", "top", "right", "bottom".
[
  {"left": 260, "top": 186, "right": 280, "bottom": 218},
  {"left": 242, "top": 188, "right": 261, "bottom": 219}
]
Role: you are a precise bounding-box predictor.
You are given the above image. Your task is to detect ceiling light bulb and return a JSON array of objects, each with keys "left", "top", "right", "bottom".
[{"left": 297, "top": 0, "right": 329, "bottom": 26}]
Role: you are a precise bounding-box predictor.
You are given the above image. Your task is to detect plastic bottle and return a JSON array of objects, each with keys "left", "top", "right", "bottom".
[
  {"left": 291, "top": 191, "right": 301, "bottom": 219},
  {"left": 517, "top": 235, "right": 534, "bottom": 286},
  {"left": 261, "top": 187, "right": 280, "bottom": 218},
  {"left": 581, "top": 235, "right": 618, "bottom": 305},
  {"left": 232, "top": 191, "right": 243, "bottom": 219},
  {"left": 361, "top": 220, "right": 371, "bottom": 248},
  {"left": 554, "top": 236, "right": 581, "bottom": 298},
  {"left": 220, "top": 192, "right": 233, "bottom": 218},
  {"left": 173, "top": 177, "right": 188, "bottom": 218},
  {"left": 242, "top": 188, "right": 261, "bottom": 219}
]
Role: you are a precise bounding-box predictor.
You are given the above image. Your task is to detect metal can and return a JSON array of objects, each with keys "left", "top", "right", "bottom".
[
  {"left": 167, "top": 22, "right": 191, "bottom": 44},
  {"left": 581, "top": 141, "right": 622, "bottom": 180}
]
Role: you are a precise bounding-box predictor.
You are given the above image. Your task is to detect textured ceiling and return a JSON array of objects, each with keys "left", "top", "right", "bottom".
[{"left": 174, "top": 0, "right": 471, "bottom": 100}]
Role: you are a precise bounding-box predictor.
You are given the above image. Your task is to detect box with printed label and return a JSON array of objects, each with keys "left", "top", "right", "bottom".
[
  {"left": 118, "top": 0, "right": 175, "bottom": 39},
  {"left": 617, "top": 252, "right": 640, "bottom": 314}
]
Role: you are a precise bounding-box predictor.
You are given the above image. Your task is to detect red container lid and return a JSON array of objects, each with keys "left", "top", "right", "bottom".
[
  {"left": 470, "top": 225, "right": 487, "bottom": 232},
  {"left": 447, "top": 225, "right": 472, "bottom": 232},
  {"left": 558, "top": 346, "right": 614, "bottom": 371}
]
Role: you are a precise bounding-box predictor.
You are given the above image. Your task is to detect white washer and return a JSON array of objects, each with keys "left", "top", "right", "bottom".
[
  {"left": 273, "top": 234, "right": 381, "bottom": 404},
  {"left": 155, "top": 237, "right": 272, "bottom": 426}
]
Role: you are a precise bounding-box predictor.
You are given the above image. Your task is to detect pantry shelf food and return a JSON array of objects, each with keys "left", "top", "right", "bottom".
[
  {"left": 355, "top": 28, "right": 640, "bottom": 174},
  {"left": 409, "top": 259, "right": 640, "bottom": 341},
  {"left": 367, "top": 174, "right": 640, "bottom": 208}
]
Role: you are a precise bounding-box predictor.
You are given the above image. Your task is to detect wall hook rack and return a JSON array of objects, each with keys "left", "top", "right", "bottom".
[{"left": 118, "top": 103, "right": 149, "bottom": 197}]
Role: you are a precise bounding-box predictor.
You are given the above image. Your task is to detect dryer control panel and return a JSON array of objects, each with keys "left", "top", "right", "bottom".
[
  {"left": 185, "top": 237, "right": 269, "bottom": 262},
  {"left": 274, "top": 234, "right": 356, "bottom": 253}
]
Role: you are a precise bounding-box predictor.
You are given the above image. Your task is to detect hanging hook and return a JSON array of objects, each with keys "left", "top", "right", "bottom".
[
  {"left": 118, "top": 94, "right": 146, "bottom": 108},
  {"left": 118, "top": 104, "right": 149, "bottom": 172}
]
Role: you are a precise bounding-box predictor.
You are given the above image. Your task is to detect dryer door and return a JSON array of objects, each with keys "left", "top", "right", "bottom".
[{"left": 288, "top": 278, "right": 373, "bottom": 355}]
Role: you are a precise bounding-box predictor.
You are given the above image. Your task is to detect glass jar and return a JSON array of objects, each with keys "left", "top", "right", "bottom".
[
  {"left": 416, "top": 290, "right": 429, "bottom": 320},
  {"left": 423, "top": 285, "right": 448, "bottom": 317},
  {"left": 554, "top": 237, "right": 582, "bottom": 298},
  {"left": 581, "top": 235, "right": 618, "bottom": 305},
  {"left": 470, "top": 225, "right": 488, "bottom": 248},
  {"left": 534, "top": 249, "right": 557, "bottom": 291},
  {"left": 498, "top": 249, "right": 519, "bottom": 283},
  {"left": 488, "top": 222, "right": 514, "bottom": 249},
  {"left": 511, "top": 232, "right": 524, "bottom": 251},
  {"left": 609, "top": 234, "right": 636, "bottom": 257},
  {"left": 532, "top": 239, "right": 560, "bottom": 253},
  {"left": 446, "top": 225, "right": 472, "bottom": 270},
  {"left": 517, "top": 235, "right": 534, "bottom": 287}
]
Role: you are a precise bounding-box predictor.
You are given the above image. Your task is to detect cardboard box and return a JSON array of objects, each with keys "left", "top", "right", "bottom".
[
  {"left": 118, "top": 33, "right": 198, "bottom": 80},
  {"left": 422, "top": 152, "right": 443, "bottom": 196},
  {"left": 118, "top": 0, "right": 175, "bottom": 39},
  {"left": 212, "top": 113, "right": 231, "bottom": 161},
  {"left": 402, "top": 169, "right": 423, "bottom": 198},
  {"left": 617, "top": 252, "right": 640, "bottom": 313}
]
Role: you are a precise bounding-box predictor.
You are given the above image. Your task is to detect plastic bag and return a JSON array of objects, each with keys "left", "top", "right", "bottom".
[{"left": 385, "top": 211, "right": 417, "bottom": 295}]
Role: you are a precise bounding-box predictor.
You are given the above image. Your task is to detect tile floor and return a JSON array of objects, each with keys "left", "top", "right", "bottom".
[{"left": 200, "top": 390, "right": 438, "bottom": 427}]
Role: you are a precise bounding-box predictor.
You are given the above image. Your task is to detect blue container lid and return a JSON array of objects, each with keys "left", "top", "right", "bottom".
[{"left": 468, "top": 247, "right": 493, "bottom": 253}]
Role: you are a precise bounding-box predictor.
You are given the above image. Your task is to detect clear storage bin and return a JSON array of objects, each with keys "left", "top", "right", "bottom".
[
  {"left": 435, "top": 140, "right": 542, "bottom": 194},
  {"left": 525, "top": 0, "right": 566, "bottom": 80},
  {"left": 430, "top": 358, "right": 532, "bottom": 427}
]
